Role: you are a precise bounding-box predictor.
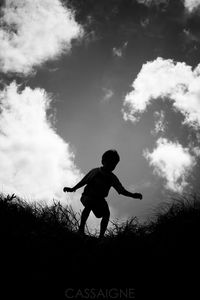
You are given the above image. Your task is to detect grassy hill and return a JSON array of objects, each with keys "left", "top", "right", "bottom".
[{"left": 0, "top": 193, "right": 200, "bottom": 300}]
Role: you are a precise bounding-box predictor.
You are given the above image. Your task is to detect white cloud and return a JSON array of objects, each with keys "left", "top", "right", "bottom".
[
  {"left": 0, "top": 82, "right": 82, "bottom": 202},
  {"left": 112, "top": 42, "right": 128, "bottom": 58},
  {"left": 102, "top": 88, "right": 114, "bottom": 102},
  {"left": 151, "top": 110, "right": 167, "bottom": 136},
  {"left": 113, "top": 47, "right": 123, "bottom": 58},
  {"left": 140, "top": 18, "right": 150, "bottom": 28},
  {"left": 137, "top": 0, "right": 168, "bottom": 5},
  {"left": 123, "top": 57, "right": 200, "bottom": 129},
  {"left": 0, "top": 0, "right": 82, "bottom": 74},
  {"left": 137, "top": 0, "right": 200, "bottom": 12},
  {"left": 183, "top": 29, "right": 199, "bottom": 43},
  {"left": 184, "top": 0, "right": 200, "bottom": 12},
  {"left": 144, "top": 138, "right": 196, "bottom": 192}
]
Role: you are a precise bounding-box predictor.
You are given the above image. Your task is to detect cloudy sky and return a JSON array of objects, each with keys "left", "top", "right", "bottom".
[{"left": 0, "top": 0, "right": 200, "bottom": 228}]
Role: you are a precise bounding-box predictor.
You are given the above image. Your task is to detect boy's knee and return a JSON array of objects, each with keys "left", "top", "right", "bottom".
[{"left": 83, "top": 206, "right": 91, "bottom": 215}]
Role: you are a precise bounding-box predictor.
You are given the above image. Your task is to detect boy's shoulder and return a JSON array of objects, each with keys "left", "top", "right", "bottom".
[
  {"left": 87, "top": 167, "right": 100, "bottom": 177},
  {"left": 110, "top": 172, "right": 120, "bottom": 182},
  {"left": 99, "top": 167, "right": 117, "bottom": 179}
]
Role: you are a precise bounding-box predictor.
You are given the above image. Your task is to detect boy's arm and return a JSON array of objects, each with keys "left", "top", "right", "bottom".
[
  {"left": 63, "top": 169, "right": 94, "bottom": 193},
  {"left": 72, "top": 177, "right": 88, "bottom": 191},
  {"left": 120, "top": 188, "right": 142, "bottom": 200},
  {"left": 63, "top": 177, "right": 87, "bottom": 193},
  {"left": 112, "top": 175, "right": 142, "bottom": 200}
]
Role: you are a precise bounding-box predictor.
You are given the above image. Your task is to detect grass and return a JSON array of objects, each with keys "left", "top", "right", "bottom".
[{"left": 0, "top": 192, "right": 200, "bottom": 299}]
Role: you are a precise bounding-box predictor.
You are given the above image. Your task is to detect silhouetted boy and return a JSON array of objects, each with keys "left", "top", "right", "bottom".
[{"left": 63, "top": 150, "right": 142, "bottom": 238}]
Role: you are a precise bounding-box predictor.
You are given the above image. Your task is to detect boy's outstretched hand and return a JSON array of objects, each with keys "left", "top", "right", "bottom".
[
  {"left": 63, "top": 187, "right": 75, "bottom": 193},
  {"left": 134, "top": 193, "right": 143, "bottom": 200}
]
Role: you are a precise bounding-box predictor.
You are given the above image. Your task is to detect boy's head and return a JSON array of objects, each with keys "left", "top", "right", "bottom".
[{"left": 101, "top": 149, "right": 120, "bottom": 171}]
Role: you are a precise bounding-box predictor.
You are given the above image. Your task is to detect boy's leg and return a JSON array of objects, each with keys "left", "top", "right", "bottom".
[
  {"left": 99, "top": 204, "right": 110, "bottom": 238},
  {"left": 79, "top": 206, "right": 91, "bottom": 234}
]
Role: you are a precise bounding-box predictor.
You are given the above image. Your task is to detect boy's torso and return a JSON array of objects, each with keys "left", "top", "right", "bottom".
[{"left": 82, "top": 167, "right": 114, "bottom": 198}]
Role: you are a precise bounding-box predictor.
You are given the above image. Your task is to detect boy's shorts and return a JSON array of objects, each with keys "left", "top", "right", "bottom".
[{"left": 80, "top": 195, "right": 109, "bottom": 218}]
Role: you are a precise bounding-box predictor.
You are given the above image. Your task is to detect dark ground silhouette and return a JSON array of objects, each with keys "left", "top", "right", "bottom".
[{"left": 0, "top": 193, "right": 200, "bottom": 300}]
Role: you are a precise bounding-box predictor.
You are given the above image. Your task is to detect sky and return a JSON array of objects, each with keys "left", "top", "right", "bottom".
[{"left": 0, "top": 0, "right": 200, "bottom": 230}]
